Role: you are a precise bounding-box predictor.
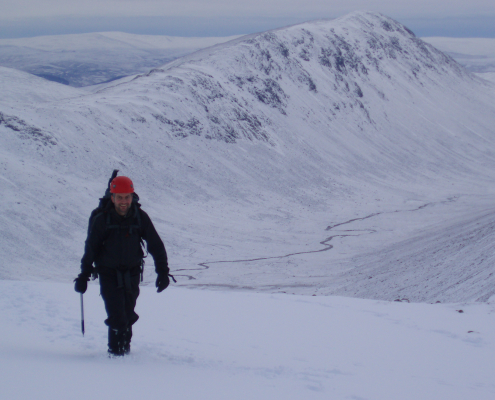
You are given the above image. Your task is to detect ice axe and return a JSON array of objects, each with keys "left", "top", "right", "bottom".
[{"left": 80, "top": 293, "right": 85, "bottom": 336}]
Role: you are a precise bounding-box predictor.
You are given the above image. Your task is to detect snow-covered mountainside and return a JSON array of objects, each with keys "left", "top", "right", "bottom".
[
  {"left": 2, "top": 11, "right": 495, "bottom": 302},
  {"left": 0, "top": 32, "right": 241, "bottom": 86}
]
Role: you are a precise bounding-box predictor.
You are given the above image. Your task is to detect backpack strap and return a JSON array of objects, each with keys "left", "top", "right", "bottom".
[
  {"left": 87, "top": 208, "right": 105, "bottom": 236},
  {"left": 134, "top": 204, "right": 148, "bottom": 282}
]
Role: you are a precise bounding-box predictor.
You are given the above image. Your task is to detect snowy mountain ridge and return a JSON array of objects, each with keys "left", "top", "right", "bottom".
[{"left": 2, "top": 11, "right": 495, "bottom": 303}]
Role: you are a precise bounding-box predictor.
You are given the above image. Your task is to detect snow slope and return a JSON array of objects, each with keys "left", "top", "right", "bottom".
[
  {"left": 1, "top": 280, "right": 494, "bottom": 400},
  {"left": 2, "top": 11, "right": 495, "bottom": 303}
]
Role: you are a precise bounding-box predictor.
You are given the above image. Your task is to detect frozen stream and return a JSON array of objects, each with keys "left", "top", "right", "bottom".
[{"left": 173, "top": 194, "right": 495, "bottom": 303}]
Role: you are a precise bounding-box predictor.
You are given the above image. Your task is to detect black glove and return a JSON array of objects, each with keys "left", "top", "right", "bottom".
[
  {"left": 74, "top": 273, "right": 90, "bottom": 294},
  {"left": 156, "top": 273, "right": 170, "bottom": 293}
]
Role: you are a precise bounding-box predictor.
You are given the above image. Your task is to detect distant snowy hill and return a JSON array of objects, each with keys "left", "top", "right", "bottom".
[
  {"left": 2, "top": 11, "right": 495, "bottom": 303},
  {"left": 0, "top": 32, "right": 241, "bottom": 87},
  {"left": 422, "top": 37, "right": 495, "bottom": 74},
  {"left": 422, "top": 37, "right": 495, "bottom": 84}
]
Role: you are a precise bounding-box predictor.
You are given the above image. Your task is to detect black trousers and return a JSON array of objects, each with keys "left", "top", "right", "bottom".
[{"left": 99, "top": 267, "right": 140, "bottom": 330}]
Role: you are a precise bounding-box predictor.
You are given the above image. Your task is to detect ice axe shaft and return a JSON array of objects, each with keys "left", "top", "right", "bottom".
[{"left": 80, "top": 293, "right": 85, "bottom": 336}]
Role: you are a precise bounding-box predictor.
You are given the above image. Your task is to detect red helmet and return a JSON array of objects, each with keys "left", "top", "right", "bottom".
[{"left": 110, "top": 176, "right": 134, "bottom": 193}]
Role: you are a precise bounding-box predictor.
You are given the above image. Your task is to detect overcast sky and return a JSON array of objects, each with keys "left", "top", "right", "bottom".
[{"left": 1, "top": 0, "right": 494, "bottom": 38}]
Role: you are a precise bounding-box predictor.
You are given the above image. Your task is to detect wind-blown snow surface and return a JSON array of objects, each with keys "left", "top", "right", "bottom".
[
  {"left": 1, "top": 281, "right": 494, "bottom": 400},
  {"left": 2, "top": 11, "right": 495, "bottom": 303}
]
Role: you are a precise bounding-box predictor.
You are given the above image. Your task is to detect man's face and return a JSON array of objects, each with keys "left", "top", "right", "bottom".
[{"left": 111, "top": 193, "right": 132, "bottom": 216}]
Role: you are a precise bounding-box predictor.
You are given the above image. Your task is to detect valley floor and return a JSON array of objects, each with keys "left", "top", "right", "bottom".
[{"left": 171, "top": 193, "right": 495, "bottom": 303}]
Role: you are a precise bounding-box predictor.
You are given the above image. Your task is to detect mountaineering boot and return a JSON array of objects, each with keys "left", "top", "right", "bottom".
[
  {"left": 123, "top": 326, "right": 132, "bottom": 355},
  {"left": 108, "top": 328, "right": 125, "bottom": 356}
]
